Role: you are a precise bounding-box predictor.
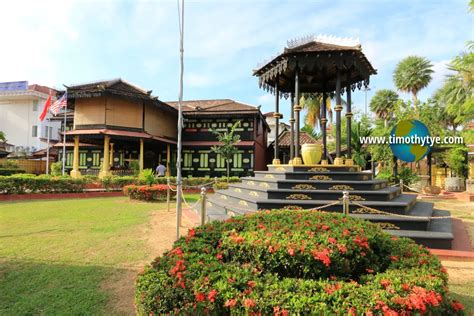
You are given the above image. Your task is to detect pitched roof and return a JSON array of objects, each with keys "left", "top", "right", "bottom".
[
  {"left": 166, "top": 99, "right": 260, "bottom": 113},
  {"left": 28, "top": 84, "right": 57, "bottom": 95},
  {"left": 272, "top": 130, "right": 320, "bottom": 147}
]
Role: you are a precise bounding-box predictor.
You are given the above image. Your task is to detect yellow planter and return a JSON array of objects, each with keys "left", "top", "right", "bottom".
[{"left": 301, "top": 144, "right": 322, "bottom": 165}]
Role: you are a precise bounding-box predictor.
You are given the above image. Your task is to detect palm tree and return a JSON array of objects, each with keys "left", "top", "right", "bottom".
[
  {"left": 351, "top": 121, "right": 373, "bottom": 168},
  {"left": 393, "top": 56, "right": 433, "bottom": 111},
  {"left": 369, "top": 89, "right": 399, "bottom": 127},
  {"left": 0, "top": 131, "right": 5, "bottom": 142},
  {"left": 301, "top": 124, "right": 322, "bottom": 141},
  {"left": 300, "top": 93, "right": 332, "bottom": 130}
]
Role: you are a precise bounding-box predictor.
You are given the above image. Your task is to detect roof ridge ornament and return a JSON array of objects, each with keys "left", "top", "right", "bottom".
[{"left": 286, "top": 34, "right": 361, "bottom": 49}]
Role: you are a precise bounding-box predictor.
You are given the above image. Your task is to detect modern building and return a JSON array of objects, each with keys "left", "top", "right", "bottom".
[{"left": 0, "top": 81, "right": 60, "bottom": 155}]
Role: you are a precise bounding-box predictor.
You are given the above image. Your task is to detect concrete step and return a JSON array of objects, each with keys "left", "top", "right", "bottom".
[
  {"left": 254, "top": 171, "right": 372, "bottom": 181},
  {"left": 241, "top": 177, "right": 389, "bottom": 191},
  {"left": 228, "top": 183, "right": 401, "bottom": 201}
]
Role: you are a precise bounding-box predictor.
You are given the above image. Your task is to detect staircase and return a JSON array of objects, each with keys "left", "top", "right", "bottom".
[{"left": 205, "top": 165, "right": 454, "bottom": 249}]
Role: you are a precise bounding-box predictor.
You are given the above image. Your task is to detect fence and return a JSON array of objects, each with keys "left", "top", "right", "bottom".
[{"left": 0, "top": 159, "right": 50, "bottom": 175}]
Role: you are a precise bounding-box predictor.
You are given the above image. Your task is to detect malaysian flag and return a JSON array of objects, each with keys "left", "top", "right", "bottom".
[{"left": 50, "top": 93, "right": 67, "bottom": 115}]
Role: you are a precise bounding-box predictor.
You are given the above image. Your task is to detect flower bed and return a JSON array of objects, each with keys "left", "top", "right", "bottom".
[
  {"left": 123, "top": 184, "right": 175, "bottom": 201},
  {"left": 135, "top": 211, "right": 464, "bottom": 315}
]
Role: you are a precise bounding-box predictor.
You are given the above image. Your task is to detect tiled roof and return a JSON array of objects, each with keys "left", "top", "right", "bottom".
[
  {"left": 167, "top": 99, "right": 260, "bottom": 113},
  {"left": 28, "top": 84, "right": 57, "bottom": 95},
  {"left": 274, "top": 130, "right": 320, "bottom": 147}
]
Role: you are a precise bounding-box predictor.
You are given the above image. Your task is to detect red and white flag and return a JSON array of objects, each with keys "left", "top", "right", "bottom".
[
  {"left": 39, "top": 92, "right": 52, "bottom": 121},
  {"left": 50, "top": 92, "right": 67, "bottom": 115}
]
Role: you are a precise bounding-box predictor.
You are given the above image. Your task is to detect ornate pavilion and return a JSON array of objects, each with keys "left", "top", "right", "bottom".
[{"left": 253, "top": 35, "right": 376, "bottom": 166}]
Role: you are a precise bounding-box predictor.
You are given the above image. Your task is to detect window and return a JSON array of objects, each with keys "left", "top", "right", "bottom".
[
  {"left": 199, "top": 153, "right": 208, "bottom": 168},
  {"left": 32, "top": 100, "right": 38, "bottom": 112},
  {"left": 233, "top": 153, "right": 242, "bottom": 168},
  {"left": 183, "top": 153, "right": 193, "bottom": 168},
  {"left": 79, "top": 152, "right": 87, "bottom": 166},
  {"left": 92, "top": 151, "right": 101, "bottom": 167},
  {"left": 216, "top": 154, "right": 225, "bottom": 168},
  {"left": 32, "top": 125, "right": 38, "bottom": 137}
]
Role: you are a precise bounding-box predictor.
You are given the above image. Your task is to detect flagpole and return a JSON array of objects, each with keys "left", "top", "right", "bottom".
[
  {"left": 176, "top": 0, "right": 184, "bottom": 240},
  {"left": 46, "top": 118, "right": 50, "bottom": 175},
  {"left": 61, "top": 93, "right": 67, "bottom": 176}
]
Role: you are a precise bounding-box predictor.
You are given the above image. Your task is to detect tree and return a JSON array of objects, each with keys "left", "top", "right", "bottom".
[
  {"left": 211, "top": 121, "right": 241, "bottom": 182},
  {"left": 300, "top": 93, "right": 332, "bottom": 130},
  {"left": 0, "top": 131, "right": 5, "bottom": 142},
  {"left": 301, "top": 124, "right": 321, "bottom": 141},
  {"left": 369, "top": 89, "right": 399, "bottom": 127},
  {"left": 351, "top": 118, "right": 373, "bottom": 168},
  {"left": 393, "top": 56, "right": 433, "bottom": 111}
]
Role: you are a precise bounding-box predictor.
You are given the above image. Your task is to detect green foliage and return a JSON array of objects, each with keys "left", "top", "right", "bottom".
[
  {"left": 300, "top": 124, "right": 321, "bottom": 140},
  {"left": 351, "top": 119, "right": 373, "bottom": 168},
  {"left": 398, "top": 167, "right": 420, "bottom": 185},
  {"left": 123, "top": 184, "right": 174, "bottom": 201},
  {"left": 139, "top": 169, "right": 155, "bottom": 186},
  {"left": 129, "top": 160, "right": 140, "bottom": 176},
  {"left": 0, "top": 174, "right": 86, "bottom": 194},
  {"left": 211, "top": 121, "right": 241, "bottom": 181},
  {"left": 376, "top": 168, "right": 394, "bottom": 182},
  {"left": 136, "top": 211, "right": 461, "bottom": 315},
  {"left": 443, "top": 145, "right": 468, "bottom": 177},
  {"left": 50, "top": 161, "right": 62, "bottom": 176},
  {"left": 369, "top": 89, "right": 399, "bottom": 126},
  {"left": 368, "top": 122, "right": 393, "bottom": 166},
  {"left": 0, "top": 131, "right": 5, "bottom": 142},
  {"left": 393, "top": 56, "right": 434, "bottom": 105}
]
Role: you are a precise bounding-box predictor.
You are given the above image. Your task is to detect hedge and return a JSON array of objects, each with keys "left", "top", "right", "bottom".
[
  {"left": 123, "top": 184, "right": 175, "bottom": 201},
  {"left": 0, "top": 174, "right": 86, "bottom": 194},
  {"left": 136, "top": 211, "right": 464, "bottom": 315},
  {"left": 0, "top": 168, "right": 26, "bottom": 176}
]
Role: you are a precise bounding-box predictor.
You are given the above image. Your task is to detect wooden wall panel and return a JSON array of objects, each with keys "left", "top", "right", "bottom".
[
  {"left": 74, "top": 97, "right": 106, "bottom": 127},
  {"left": 144, "top": 105, "right": 177, "bottom": 138},
  {"left": 106, "top": 96, "right": 143, "bottom": 129}
]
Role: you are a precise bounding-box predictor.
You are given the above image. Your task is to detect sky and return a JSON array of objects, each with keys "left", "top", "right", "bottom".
[{"left": 0, "top": 0, "right": 472, "bottom": 124}]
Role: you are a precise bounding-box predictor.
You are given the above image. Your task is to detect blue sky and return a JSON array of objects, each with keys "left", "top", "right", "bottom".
[{"left": 0, "top": 0, "right": 472, "bottom": 124}]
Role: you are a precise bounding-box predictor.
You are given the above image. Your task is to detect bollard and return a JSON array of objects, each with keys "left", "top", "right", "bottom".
[
  {"left": 342, "top": 191, "right": 349, "bottom": 215},
  {"left": 167, "top": 177, "right": 171, "bottom": 212},
  {"left": 400, "top": 179, "right": 403, "bottom": 193},
  {"left": 200, "top": 187, "right": 207, "bottom": 225}
]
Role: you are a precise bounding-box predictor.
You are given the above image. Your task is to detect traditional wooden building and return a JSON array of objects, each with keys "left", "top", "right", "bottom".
[
  {"left": 167, "top": 100, "right": 269, "bottom": 177},
  {"left": 63, "top": 79, "right": 177, "bottom": 178}
]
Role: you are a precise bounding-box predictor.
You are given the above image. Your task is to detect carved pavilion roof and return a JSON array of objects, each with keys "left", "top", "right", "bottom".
[{"left": 253, "top": 35, "right": 377, "bottom": 95}]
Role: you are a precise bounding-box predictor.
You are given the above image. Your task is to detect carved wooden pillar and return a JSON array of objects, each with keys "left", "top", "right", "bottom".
[
  {"left": 345, "top": 83, "right": 353, "bottom": 166},
  {"left": 289, "top": 92, "right": 295, "bottom": 162},
  {"left": 321, "top": 92, "right": 328, "bottom": 164},
  {"left": 99, "top": 135, "right": 110, "bottom": 179},
  {"left": 70, "top": 136, "right": 81, "bottom": 178},
  {"left": 334, "top": 70, "right": 343, "bottom": 165},
  {"left": 293, "top": 69, "right": 302, "bottom": 165},
  {"left": 272, "top": 81, "right": 282, "bottom": 165}
]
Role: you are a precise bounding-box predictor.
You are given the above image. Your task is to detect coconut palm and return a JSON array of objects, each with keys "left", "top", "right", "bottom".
[
  {"left": 369, "top": 89, "right": 399, "bottom": 127},
  {"left": 300, "top": 93, "right": 332, "bottom": 130},
  {"left": 301, "top": 124, "right": 322, "bottom": 141},
  {"left": 393, "top": 56, "right": 433, "bottom": 111}
]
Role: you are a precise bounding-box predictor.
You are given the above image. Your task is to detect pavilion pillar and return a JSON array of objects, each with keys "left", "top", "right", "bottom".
[
  {"left": 166, "top": 144, "right": 171, "bottom": 177},
  {"left": 272, "top": 81, "right": 281, "bottom": 165},
  {"left": 293, "top": 69, "right": 303, "bottom": 165},
  {"left": 289, "top": 92, "right": 295, "bottom": 162},
  {"left": 99, "top": 135, "right": 111, "bottom": 179},
  {"left": 427, "top": 151, "right": 432, "bottom": 186},
  {"left": 334, "top": 70, "right": 343, "bottom": 165},
  {"left": 345, "top": 83, "right": 353, "bottom": 166},
  {"left": 321, "top": 92, "right": 328, "bottom": 165},
  {"left": 70, "top": 136, "right": 81, "bottom": 178},
  {"left": 139, "top": 138, "right": 144, "bottom": 172}
]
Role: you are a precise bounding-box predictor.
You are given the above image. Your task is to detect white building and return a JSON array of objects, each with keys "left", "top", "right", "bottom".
[
  {"left": 264, "top": 112, "right": 290, "bottom": 146},
  {"left": 0, "top": 81, "right": 61, "bottom": 154}
]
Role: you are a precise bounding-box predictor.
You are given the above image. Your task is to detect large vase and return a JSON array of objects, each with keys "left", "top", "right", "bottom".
[{"left": 301, "top": 144, "right": 322, "bottom": 165}]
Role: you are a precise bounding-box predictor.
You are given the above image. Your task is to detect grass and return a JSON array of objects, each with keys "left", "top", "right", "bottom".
[{"left": 0, "top": 197, "right": 163, "bottom": 315}]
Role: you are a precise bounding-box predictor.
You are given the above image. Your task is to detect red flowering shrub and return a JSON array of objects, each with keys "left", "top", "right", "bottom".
[
  {"left": 135, "top": 210, "right": 464, "bottom": 315},
  {"left": 123, "top": 184, "right": 174, "bottom": 201}
]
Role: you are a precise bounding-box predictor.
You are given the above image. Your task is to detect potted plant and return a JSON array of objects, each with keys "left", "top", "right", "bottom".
[{"left": 443, "top": 145, "right": 467, "bottom": 192}]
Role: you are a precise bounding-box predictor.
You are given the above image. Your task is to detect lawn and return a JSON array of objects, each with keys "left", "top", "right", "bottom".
[
  {"left": 0, "top": 195, "right": 473, "bottom": 315},
  {"left": 0, "top": 197, "right": 194, "bottom": 315}
]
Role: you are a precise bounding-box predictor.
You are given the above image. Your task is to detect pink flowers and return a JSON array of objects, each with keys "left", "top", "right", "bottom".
[
  {"left": 353, "top": 235, "right": 370, "bottom": 249},
  {"left": 243, "top": 298, "right": 256, "bottom": 308},
  {"left": 207, "top": 289, "right": 218, "bottom": 302},
  {"left": 224, "top": 299, "right": 237, "bottom": 308},
  {"left": 287, "top": 248, "right": 295, "bottom": 256}
]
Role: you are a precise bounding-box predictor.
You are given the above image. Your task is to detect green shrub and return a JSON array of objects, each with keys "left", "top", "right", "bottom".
[
  {"left": 130, "top": 160, "right": 140, "bottom": 175},
  {"left": 213, "top": 182, "right": 228, "bottom": 190},
  {"left": 0, "top": 168, "right": 25, "bottom": 176},
  {"left": 136, "top": 211, "right": 464, "bottom": 315},
  {"left": 50, "top": 162, "right": 62, "bottom": 176},
  {"left": 0, "top": 174, "right": 86, "bottom": 194},
  {"left": 123, "top": 184, "right": 174, "bottom": 201},
  {"left": 139, "top": 169, "right": 155, "bottom": 186},
  {"left": 398, "top": 167, "right": 420, "bottom": 185}
]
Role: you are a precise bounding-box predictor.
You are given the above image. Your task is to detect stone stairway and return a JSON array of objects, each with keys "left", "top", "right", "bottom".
[{"left": 204, "top": 165, "right": 454, "bottom": 249}]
